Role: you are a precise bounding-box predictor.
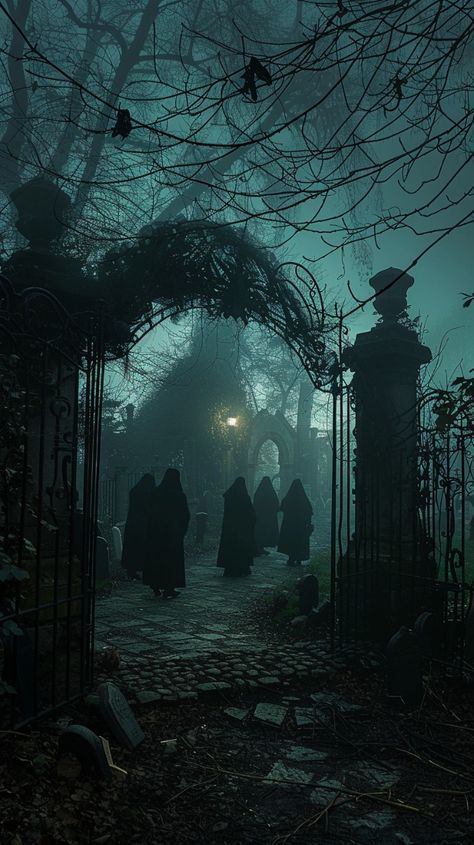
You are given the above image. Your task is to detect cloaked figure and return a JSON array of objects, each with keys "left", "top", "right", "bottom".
[
  {"left": 143, "top": 468, "right": 190, "bottom": 598},
  {"left": 217, "top": 477, "right": 256, "bottom": 577},
  {"left": 121, "top": 473, "right": 155, "bottom": 579},
  {"left": 253, "top": 476, "right": 279, "bottom": 555},
  {"left": 278, "top": 479, "right": 313, "bottom": 567}
]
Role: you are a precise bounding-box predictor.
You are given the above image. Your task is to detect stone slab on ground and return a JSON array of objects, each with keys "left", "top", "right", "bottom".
[
  {"left": 264, "top": 761, "right": 313, "bottom": 785},
  {"left": 253, "top": 703, "right": 288, "bottom": 727},
  {"left": 224, "top": 707, "right": 250, "bottom": 722},
  {"left": 294, "top": 707, "right": 316, "bottom": 728}
]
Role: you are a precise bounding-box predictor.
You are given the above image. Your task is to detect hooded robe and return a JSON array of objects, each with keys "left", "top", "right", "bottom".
[
  {"left": 143, "top": 468, "right": 190, "bottom": 591},
  {"left": 217, "top": 477, "right": 256, "bottom": 576},
  {"left": 253, "top": 476, "right": 280, "bottom": 552},
  {"left": 121, "top": 473, "right": 155, "bottom": 577},
  {"left": 278, "top": 479, "right": 313, "bottom": 561}
]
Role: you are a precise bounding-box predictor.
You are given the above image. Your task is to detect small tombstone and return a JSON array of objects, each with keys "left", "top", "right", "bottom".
[
  {"left": 195, "top": 511, "right": 208, "bottom": 546},
  {"left": 111, "top": 526, "right": 123, "bottom": 562},
  {"left": 298, "top": 574, "right": 319, "bottom": 615},
  {"left": 386, "top": 626, "right": 423, "bottom": 709},
  {"left": 58, "top": 724, "right": 111, "bottom": 779},
  {"left": 98, "top": 682, "right": 145, "bottom": 750},
  {"left": 95, "top": 536, "right": 110, "bottom": 580},
  {"left": 413, "top": 611, "right": 442, "bottom": 658}
]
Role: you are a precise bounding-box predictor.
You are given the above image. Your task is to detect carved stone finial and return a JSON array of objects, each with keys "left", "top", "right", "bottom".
[
  {"left": 370, "top": 267, "right": 414, "bottom": 322},
  {"left": 10, "top": 177, "right": 71, "bottom": 249}
]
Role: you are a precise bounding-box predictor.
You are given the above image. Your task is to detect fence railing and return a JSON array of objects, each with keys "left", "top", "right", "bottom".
[{"left": 0, "top": 277, "right": 103, "bottom": 727}]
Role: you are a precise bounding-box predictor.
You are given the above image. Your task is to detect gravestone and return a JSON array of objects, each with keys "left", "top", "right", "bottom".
[
  {"left": 95, "top": 536, "right": 110, "bottom": 580},
  {"left": 98, "top": 682, "right": 145, "bottom": 750},
  {"left": 111, "top": 526, "right": 123, "bottom": 562},
  {"left": 58, "top": 724, "right": 111, "bottom": 779},
  {"left": 386, "top": 626, "right": 422, "bottom": 709},
  {"left": 298, "top": 574, "right": 319, "bottom": 615}
]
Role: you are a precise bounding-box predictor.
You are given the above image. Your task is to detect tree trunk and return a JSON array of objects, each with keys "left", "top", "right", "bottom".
[
  {"left": 49, "top": 28, "right": 102, "bottom": 174},
  {"left": 71, "top": 0, "right": 162, "bottom": 224},
  {"left": 0, "top": 0, "right": 33, "bottom": 194}
]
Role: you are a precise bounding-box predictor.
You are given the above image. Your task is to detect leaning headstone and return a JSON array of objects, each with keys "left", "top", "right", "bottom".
[
  {"left": 386, "top": 626, "right": 423, "bottom": 709},
  {"left": 111, "top": 526, "right": 123, "bottom": 562},
  {"left": 98, "top": 682, "right": 145, "bottom": 750},
  {"left": 58, "top": 724, "right": 111, "bottom": 779},
  {"left": 298, "top": 574, "right": 319, "bottom": 615},
  {"left": 95, "top": 536, "right": 110, "bottom": 579}
]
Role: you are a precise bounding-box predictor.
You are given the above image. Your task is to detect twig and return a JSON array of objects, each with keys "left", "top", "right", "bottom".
[{"left": 165, "top": 774, "right": 218, "bottom": 805}]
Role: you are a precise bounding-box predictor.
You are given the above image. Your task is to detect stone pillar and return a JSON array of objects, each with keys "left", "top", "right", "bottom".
[
  {"left": 2, "top": 178, "right": 101, "bottom": 628},
  {"left": 341, "top": 268, "right": 433, "bottom": 640}
]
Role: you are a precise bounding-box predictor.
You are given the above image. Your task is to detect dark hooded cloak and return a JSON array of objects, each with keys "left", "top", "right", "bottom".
[
  {"left": 253, "top": 476, "right": 280, "bottom": 551},
  {"left": 278, "top": 479, "right": 313, "bottom": 561},
  {"left": 121, "top": 473, "right": 155, "bottom": 577},
  {"left": 217, "top": 477, "right": 256, "bottom": 576},
  {"left": 143, "top": 468, "right": 190, "bottom": 591}
]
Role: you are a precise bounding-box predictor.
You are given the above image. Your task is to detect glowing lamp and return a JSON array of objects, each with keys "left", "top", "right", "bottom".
[{"left": 227, "top": 416, "right": 238, "bottom": 427}]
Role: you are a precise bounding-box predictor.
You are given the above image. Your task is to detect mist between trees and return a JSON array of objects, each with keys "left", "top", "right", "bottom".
[{"left": 1, "top": 0, "right": 472, "bottom": 416}]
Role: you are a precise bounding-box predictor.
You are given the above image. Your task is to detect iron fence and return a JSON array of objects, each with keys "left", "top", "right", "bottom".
[{"left": 0, "top": 276, "right": 104, "bottom": 726}]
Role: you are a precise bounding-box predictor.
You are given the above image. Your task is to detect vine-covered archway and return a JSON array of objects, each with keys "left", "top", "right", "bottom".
[
  {"left": 1, "top": 193, "right": 337, "bottom": 727},
  {"left": 97, "top": 219, "right": 334, "bottom": 386}
]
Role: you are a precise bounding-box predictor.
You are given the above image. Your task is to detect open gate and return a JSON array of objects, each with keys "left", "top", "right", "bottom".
[{"left": 0, "top": 276, "right": 104, "bottom": 726}]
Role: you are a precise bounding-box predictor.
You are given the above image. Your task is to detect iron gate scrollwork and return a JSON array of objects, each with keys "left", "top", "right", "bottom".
[{"left": 0, "top": 276, "right": 104, "bottom": 726}]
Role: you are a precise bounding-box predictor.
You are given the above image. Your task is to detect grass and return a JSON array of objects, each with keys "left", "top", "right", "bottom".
[{"left": 264, "top": 536, "right": 474, "bottom": 631}]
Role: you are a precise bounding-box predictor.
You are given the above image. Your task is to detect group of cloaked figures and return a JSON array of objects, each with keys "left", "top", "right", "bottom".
[{"left": 122, "top": 469, "right": 314, "bottom": 599}]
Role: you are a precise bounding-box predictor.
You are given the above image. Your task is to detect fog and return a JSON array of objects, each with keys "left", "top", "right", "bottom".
[{"left": 1, "top": 0, "right": 472, "bottom": 444}]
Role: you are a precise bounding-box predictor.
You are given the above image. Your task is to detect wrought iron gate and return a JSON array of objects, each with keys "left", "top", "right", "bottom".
[
  {"left": 0, "top": 276, "right": 104, "bottom": 726},
  {"left": 330, "top": 352, "right": 474, "bottom": 668}
]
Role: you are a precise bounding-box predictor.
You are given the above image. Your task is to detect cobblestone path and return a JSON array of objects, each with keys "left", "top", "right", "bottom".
[{"left": 95, "top": 550, "right": 379, "bottom": 702}]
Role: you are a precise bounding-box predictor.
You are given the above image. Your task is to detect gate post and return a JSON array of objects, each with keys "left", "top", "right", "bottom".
[
  {"left": 1, "top": 177, "right": 105, "bottom": 724},
  {"left": 341, "top": 268, "right": 432, "bottom": 641}
]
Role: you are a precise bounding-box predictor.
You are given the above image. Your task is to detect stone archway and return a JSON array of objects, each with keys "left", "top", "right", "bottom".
[{"left": 247, "top": 410, "right": 297, "bottom": 496}]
